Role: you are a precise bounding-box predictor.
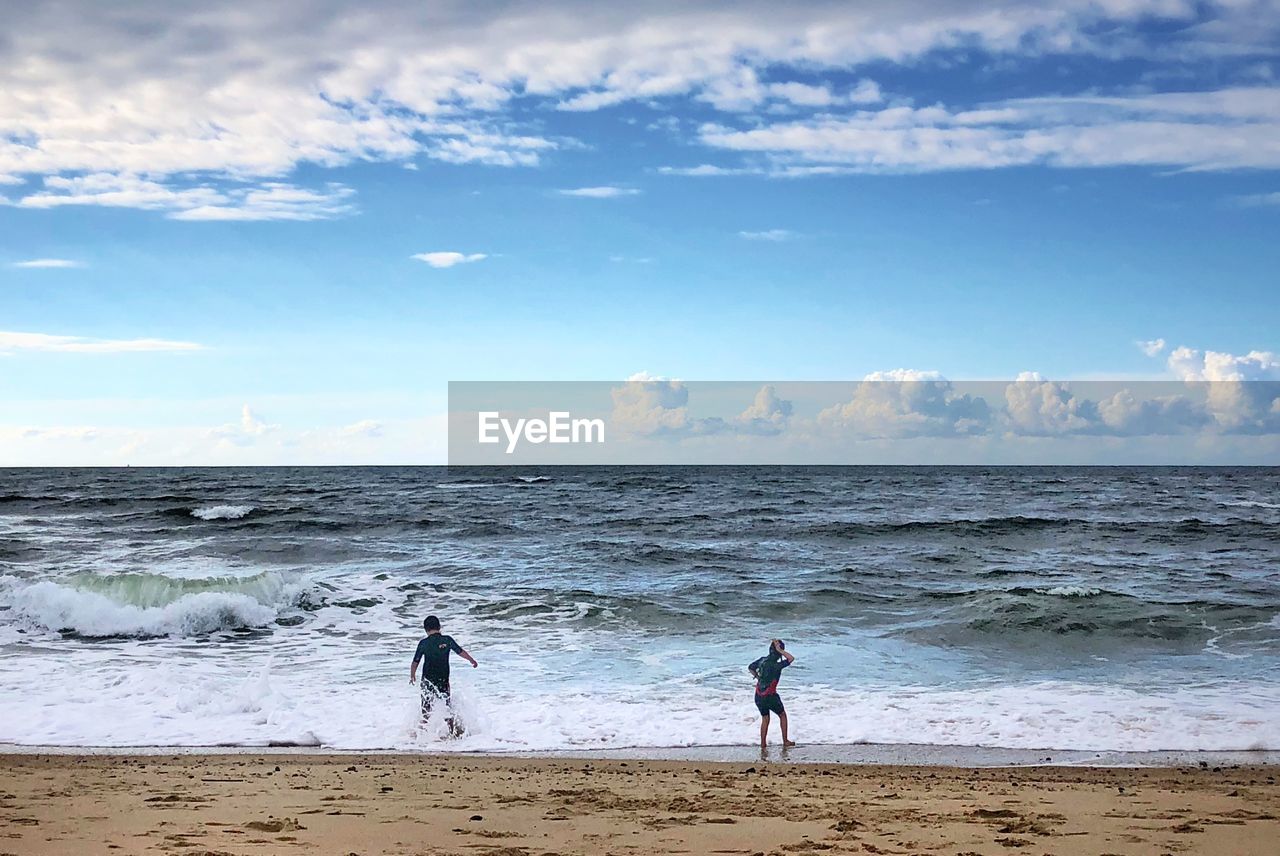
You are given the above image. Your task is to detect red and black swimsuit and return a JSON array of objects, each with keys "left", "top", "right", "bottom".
[{"left": 749, "top": 655, "right": 789, "bottom": 716}]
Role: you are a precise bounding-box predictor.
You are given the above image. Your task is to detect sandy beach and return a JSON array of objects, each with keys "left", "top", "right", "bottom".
[{"left": 2, "top": 754, "right": 1277, "bottom": 855}]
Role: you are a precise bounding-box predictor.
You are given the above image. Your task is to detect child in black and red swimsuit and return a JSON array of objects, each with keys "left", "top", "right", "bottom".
[{"left": 748, "top": 638, "right": 796, "bottom": 748}]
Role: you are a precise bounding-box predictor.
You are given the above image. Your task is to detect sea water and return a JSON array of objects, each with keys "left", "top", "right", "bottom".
[{"left": 1, "top": 466, "right": 1277, "bottom": 753}]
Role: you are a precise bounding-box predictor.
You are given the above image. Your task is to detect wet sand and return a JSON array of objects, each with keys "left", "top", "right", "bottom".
[{"left": 2, "top": 753, "right": 1278, "bottom": 855}]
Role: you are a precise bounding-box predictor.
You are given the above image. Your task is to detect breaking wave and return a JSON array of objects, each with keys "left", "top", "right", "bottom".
[
  {"left": 1, "top": 570, "right": 305, "bottom": 638},
  {"left": 191, "top": 504, "right": 255, "bottom": 520}
]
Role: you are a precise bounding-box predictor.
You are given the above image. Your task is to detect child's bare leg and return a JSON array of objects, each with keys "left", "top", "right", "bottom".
[
  {"left": 779, "top": 712, "right": 795, "bottom": 746},
  {"left": 759, "top": 714, "right": 769, "bottom": 747}
]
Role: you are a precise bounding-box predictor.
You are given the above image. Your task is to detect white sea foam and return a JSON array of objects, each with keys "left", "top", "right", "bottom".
[
  {"left": 192, "top": 504, "right": 254, "bottom": 520},
  {"left": 0, "top": 571, "right": 303, "bottom": 637},
  {"left": 6, "top": 582, "right": 279, "bottom": 637},
  {"left": 1036, "top": 585, "right": 1103, "bottom": 597},
  {"left": 0, "top": 657, "right": 1275, "bottom": 753}
]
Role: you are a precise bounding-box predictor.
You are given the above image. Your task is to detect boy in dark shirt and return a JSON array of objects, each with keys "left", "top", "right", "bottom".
[
  {"left": 410, "top": 615, "right": 478, "bottom": 735},
  {"left": 748, "top": 638, "right": 796, "bottom": 748}
]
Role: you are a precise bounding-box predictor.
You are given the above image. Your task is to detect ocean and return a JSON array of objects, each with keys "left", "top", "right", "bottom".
[{"left": 1, "top": 466, "right": 1277, "bottom": 755}]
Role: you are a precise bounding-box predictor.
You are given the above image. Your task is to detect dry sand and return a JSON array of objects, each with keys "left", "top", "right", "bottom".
[{"left": 1, "top": 753, "right": 1277, "bottom": 855}]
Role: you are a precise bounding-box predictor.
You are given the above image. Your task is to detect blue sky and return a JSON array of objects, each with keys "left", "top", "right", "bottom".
[{"left": 1, "top": 0, "right": 1278, "bottom": 464}]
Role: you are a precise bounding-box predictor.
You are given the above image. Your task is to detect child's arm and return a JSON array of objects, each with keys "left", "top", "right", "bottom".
[
  {"left": 452, "top": 637, "right": 478, "bottom": 667},
  {"left": 410, "top": 653, "right": 421, "bottom": 684},
  {"left": 772, "top": 639, "right": 795, "bottom": 664}
]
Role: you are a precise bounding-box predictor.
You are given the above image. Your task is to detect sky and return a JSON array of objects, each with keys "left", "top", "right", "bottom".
[{"left": 1, "top": 0, "right": 1278, "bottom": 465}]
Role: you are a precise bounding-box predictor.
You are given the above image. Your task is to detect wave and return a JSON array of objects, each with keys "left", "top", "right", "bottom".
[
  {"left": 1033, "top": 585, "right": 1104, "bottom": 597},
  {"left": 804, "top": 516, "right": 1275, "bottom": 540},
  {"left": 0, "top": 671, "right": 1274, "bottom": 753},
  {"left": 805, "top": 516, "right": 1082, "bottom": 538},
  {"left": 0, "top": 537, "right": 42, "bottom": 562},
  {"left": 1, "top": 571, "right": 306, "bottom": 638},
  {"left": 904, "top": 587, "right": 1269, "bottom": 644},
  {"left": 191, "top": 504, "right": 255, "bottom": 521}
]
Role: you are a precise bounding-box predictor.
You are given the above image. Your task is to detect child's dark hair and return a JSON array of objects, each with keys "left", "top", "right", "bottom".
[
  {"left": 424, "top": 615, "right": 441, "bottom": 632},
  {"left": 768, "top": 639, "right": 785, "bottom": 658}
]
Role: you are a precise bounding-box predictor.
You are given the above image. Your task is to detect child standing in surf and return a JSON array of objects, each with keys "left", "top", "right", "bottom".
[
  {"left": 410, "top": 615, "right": 478, "bottom": 736},
  {"left": 749, "top": 639, "right": 796, "bottom": 748}
]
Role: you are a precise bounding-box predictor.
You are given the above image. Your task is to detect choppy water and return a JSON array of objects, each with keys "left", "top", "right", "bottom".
[{"left": 1, "top": 466, "right": 1277, "bottom": 753}]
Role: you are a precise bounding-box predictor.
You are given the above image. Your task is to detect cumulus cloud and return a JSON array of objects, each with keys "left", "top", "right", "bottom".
[
  {"left": 1137, "top": 338, "right": 1167, "bottom": 357},
  {"left": 10, "top": 258, "right": 83, "bottom": 269},
  {"left": 1168, "top": 346, "right": 1280, "bottom": 383},
  {"left": 609, "top": 378, "right": 795, "bottom": 439},
  {"left": 1166, "top": 345, "right": 1280, "bottom": 432},
  {"left": 210, "top": 405, "right": 278, "bottom": 446},
  {"left": 610, "top": 375, "right": 695, "bottom": 436},
  {"left": 1003, "top": 372, "right": 1101, "bottom": 435},
  {"left": 818, "top": 370, "right": 990, "bottom": 438},
  {"left": 558, "top": 186, "right": 641, "bottom": 198},
  {"left": 1095, "top": 388, "right": 1209, "bottom": 435},
  {"left": 0, "top": 330, "right": 202, "bottom": 354},
  {"left": 736, "top": 385, "right": 793, "bottom": 435},
  {"left": 411, "top": 251, "right": 488, "bottom": 268}
]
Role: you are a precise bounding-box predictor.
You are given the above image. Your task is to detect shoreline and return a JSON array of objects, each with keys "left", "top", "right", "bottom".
[
  {"left": 3, "top": 753, "right": 1278, "bottom": 855},
  {"left": 4, "top": 741, "right": 1280, "bottom": 768}
]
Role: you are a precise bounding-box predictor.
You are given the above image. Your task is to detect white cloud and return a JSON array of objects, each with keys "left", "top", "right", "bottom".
[
  {"left": 1168, "top": 346, "right": 1280, "bottom": 383},
  {"left": 558, "top": 186, "right": 641, "bottom": 198},
  {"left": 169, "top": 183, "right": 356, "bottom": 221},
  {"left": 0, "top": 330, "right": 203, "bottom": 355},
  {"left": 1233, "top": 191, "right": 1280, "bottom": 206},
  {"left": 767, "top": 82, "right": 839, "bottom": 108},
  {"left": 699, "top": 87, "right": 1280, "bottom": 173},
  {"left": 238, "top": 405, "right": 274, "bottom": 437},
  {"left": 1003, "top": 372, "right": 1100, "bottom": 435},
  {"left": 1096, "top": 388, "right": 1208, "bottom": 435},
  {"left": 766, "top": 78, "right": 883, "bottom": 108},
  {"left": 657, "top": 164, "right": 760, "bottom": 177},
  {"left": 2, "top": 410, "right": 447, "bottom": 466},
  {"left": 10, "top": 258, "right": 83, "bottom": 269},
  {"left": 610, "top": 377, "right": 693, "bottom": 436},
  {"left": 209, "top": 405, "right": 278, "bottom": 446},
  {"left": 18, "top": 174, "right": 355, "bottom": 221},
  {"left": 411, "top": 251, "right": 488, "bottom": 268},
  {"left": 1137, "top": 338, "right": 1167, "bottom": 357},
  {"left": 0, "top": 0, "right": 1274, "bottom": 217},
  {"left": 337, "top": 419, "right": 384, "bottom": 438},
  {"left": 818, "top": 370, "right": 991, "bottom": 438},
  {"left": 739, "top": 229, "right": 795, "bottom": 241},
  {"left": 736, "top": 384, "right": 793, "bottom": 435},
  {"left": 847, "top": 79, "right": 884, "bottom": 105},
  {"left": 1166, "top": 345, "right": 1280, "bottom": 431}
]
